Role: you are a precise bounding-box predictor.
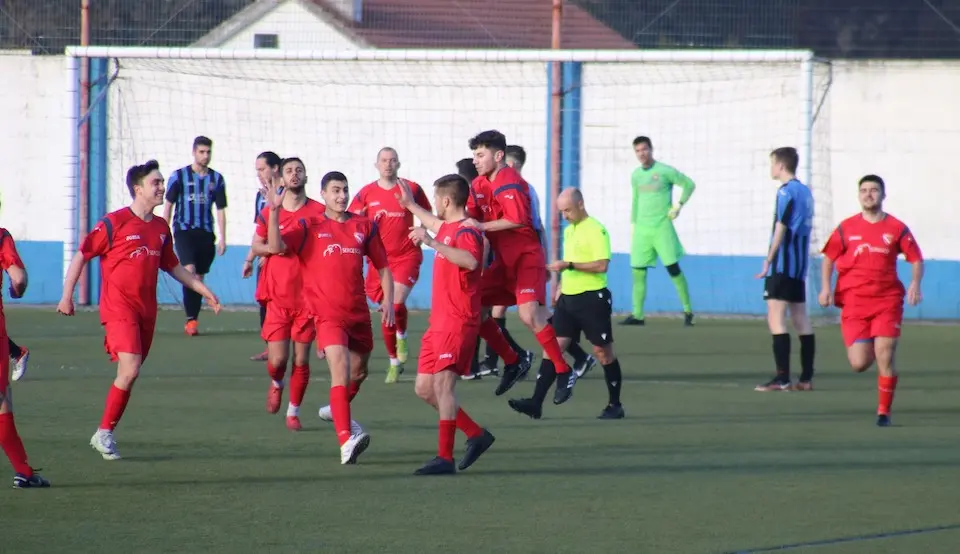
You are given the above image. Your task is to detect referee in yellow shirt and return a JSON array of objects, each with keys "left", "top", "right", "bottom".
[{"left": 508, "top": 188, "right": 625, "bottom": 420}]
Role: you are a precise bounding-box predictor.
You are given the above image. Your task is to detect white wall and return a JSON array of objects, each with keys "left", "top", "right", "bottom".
[
  {"left": 0, "top": 55, "right": 72, "bottom": 242},
  {"left": 1, "top": 53, "right": 957, "bottom": 263}
]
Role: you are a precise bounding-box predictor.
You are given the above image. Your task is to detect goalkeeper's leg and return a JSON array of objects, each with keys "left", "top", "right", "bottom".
[
  {"left": 630, "top": 268, "right": 648, "bottom": 322},
  {"left": 625, "top": 232, "right": 656, "bottom": 326},
  {"left": 657, "top": 223, "right": 694, "bottom": 326}
]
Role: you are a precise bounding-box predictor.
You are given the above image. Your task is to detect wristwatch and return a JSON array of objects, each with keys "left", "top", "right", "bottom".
[{"left": 567, "top": 261, "right": 574, "bottom": 270}]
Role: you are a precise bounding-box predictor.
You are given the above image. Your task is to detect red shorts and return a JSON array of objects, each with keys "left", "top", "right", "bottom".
[
  {"left": 103, "top": 318, "right": 157, "bottom": 362},
  {"left": 840, "top": 299, "right": 904, "bottom": 347},
  {"left": 261, "top": 304, "right": 316, "bottom": 343},
  {"left": 480, "top": 253, "right": 547, "bottom": 307},
  {"left": 316, "top": 317, "right": 374, "bottom": 354},
  {"left": 417, "top": 326, "right": 479, "bottom": 376},
  {"left": 0, "top": 330, "right": 9, "bottom": 395},
  {"left": 366, "top": 254, "right": 422, "bottom": 304}
]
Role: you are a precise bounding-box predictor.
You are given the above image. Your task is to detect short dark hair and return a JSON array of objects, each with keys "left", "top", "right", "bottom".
[
  {"left": 125, "top": 159, "right": 160, "bottom": 198},
  {"left": 321, "top": 171, "right": 348, "bottom": 190},
  {"left": 433, "top": 174, "right": 470, "bottom": 207},
  {"left": 505, "top": 145, "right": 526, "bottom": 167},
  {"left": 770, "top": 147, "right": 799, "bottom": 174},
  {"left": 258, "top": 151, "right": 282, "bottom": 168},
  {"left": 280, "top": 157, "right": 305, "bottom": 173},
  {"left": 468, "top": 130, "right": 507, "bottom": 152},
  {"left": 632, "top": 136, "right": 652, "bottom": 148},
  {"left": 193, "top": 136, "right": 212, "bottom": 150},
  {"left": 456, "top": 158, "right": 478, "bottom": 181},
  {"left": 858, "top": 174, "right": 885, "bottom": 194}
]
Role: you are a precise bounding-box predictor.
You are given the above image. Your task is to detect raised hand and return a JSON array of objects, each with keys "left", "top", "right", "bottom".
[
  {"left": 265, "top": 175, "right": 286, "bottom": 209},
  {"left": 395, "top": 179, "right": 413, "bottom": 208},
  {"left": 408, "top": 226, "right": 433, "bottom": 247}
]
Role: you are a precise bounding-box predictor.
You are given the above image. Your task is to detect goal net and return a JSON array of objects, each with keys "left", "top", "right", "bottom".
[{"left": 67, "top": 48, "right": 831, "bottom": 317}]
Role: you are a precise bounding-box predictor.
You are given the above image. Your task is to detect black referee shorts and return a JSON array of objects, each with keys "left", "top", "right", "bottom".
[
  {"left": 174, "top": 229, "right": 216, "bottom": 275},
  {"left": 763, "top": 274, "right": 806, "bottom": 304},
  {"left": 553, "top": 287, "right": 614, "bottom": 346}
]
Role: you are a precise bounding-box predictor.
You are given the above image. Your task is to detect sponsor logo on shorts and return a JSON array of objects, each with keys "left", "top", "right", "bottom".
[
  {"left": 439, "top": 353, "right": 454, "bottom": 360},
  {"left": 323, "top": 243, "right": 362, "bottom": 257},
  {"left": 520, "top": 288, "right": 535, "bottom": 294}
]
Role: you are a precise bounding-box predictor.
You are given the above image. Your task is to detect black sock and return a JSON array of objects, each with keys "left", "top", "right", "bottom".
[
  {"left": 603, "top": 359, "right": 622, "bottom": 405},
  {"left": 259, "top": 304, "right": 267, "bottom": 329},
  {"left": 497, "top": 317, "right": 524, "bottom": 354},
  {"left": 772, "top": 333, "right": 791, "bottom": 380},
  {"left": 183, "top": 286, "right": 202, "bottom": 321},
  {"left": 531, "top": 359, "right": 557, "bottom": 407},
  {"left": 799, "top": 334, "right": 816, "bottom": 382},
  {"left": 568, "top": 341, "right": 588, "bottom": 366},
  {"left": 7, "top": 338, "right": 21, "bottom": 358}
]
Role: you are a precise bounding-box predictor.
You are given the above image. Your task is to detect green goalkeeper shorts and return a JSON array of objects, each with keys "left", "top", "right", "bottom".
[{"left": 630, "top": 220, "right": 685, "bottom": 268}]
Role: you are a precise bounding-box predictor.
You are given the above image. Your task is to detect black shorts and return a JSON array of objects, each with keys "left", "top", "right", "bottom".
[
  {"left": 553, "top": 288, "right": 613, "bottom": 346},
  {"left": 174, "top": 229, "right": 216, "bottom": 275},
  {"left": 764, "top": 274, "right": 806, "bottom": 303}
]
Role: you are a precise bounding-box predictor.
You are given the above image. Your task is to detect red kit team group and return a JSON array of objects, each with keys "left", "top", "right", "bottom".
[{"left": 0, "top": 129, "right": 925, "bottom": 487}]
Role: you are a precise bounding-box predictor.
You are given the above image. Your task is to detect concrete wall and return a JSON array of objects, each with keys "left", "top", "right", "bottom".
[{"left": 2, "top": 53, "right": 958, "bottom": 319}]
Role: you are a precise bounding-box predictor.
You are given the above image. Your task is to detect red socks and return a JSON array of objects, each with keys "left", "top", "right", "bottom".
[
  {"left": 0, "top": 413, "right": 31, "bottom": 475},
  {"left": 288, "top": 364, "right": 310, "bottom": 407},
  {"left": 536, "top": 325, "right": 571, "bottom": 373},
  {"left": 455, "top": 408, "right": 483, "bottom": 439},
  {"left": 382, "top": 321, "right": 398, "bottom": 358},
  {"left": 99, "top": 385, "right": 131, "bottom": 431},
  {"left": 878, "top": 374, "right": 899, "bottom": 416},
  {"left": 266, "top": 362, "right": 286, "bottom": 383},
  {"left": 330, "top": 385, "right": 351, "bottom": 446},
  {"left": 395, "top": 303, "right": 408, "bottom": 335},
  {"left": 347, "top": 380, "right": 363, "bottom": 402},
  {"left": 438, "top": 419, "right": 456, "bottom": 461},
  {"left": 479, "top": 318, "right": 518, "bottom": 365}
]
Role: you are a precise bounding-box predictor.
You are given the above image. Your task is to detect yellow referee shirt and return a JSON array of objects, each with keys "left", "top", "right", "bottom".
[{"left": 561, "top": 216, "right": 611, "bottom": 295}]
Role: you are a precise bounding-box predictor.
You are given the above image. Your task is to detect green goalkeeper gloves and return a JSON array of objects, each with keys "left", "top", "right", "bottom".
[{"left": 668, "top": 203, "right": 682, "bottom": 220}]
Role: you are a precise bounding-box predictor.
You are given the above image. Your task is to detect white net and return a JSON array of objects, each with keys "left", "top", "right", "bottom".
[{"left": 104, "top": 56, "right": 549, "bottom": 305}]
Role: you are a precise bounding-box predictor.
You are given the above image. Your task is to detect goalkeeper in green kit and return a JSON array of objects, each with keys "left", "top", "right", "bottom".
[{"left": 622, "top": 136, "right": 696, "bottom": 326}]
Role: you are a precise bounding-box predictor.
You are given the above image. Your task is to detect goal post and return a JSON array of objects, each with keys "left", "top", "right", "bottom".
[{"left": 65, "top": 46, "right": 829, "bottom": 317}]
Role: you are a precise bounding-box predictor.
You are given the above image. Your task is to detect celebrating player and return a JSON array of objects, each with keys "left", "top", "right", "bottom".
[
  {"left": 819, "top": 175, "right": 922, "bottom": 426},
  {"left": 348, "top": 147, "right": 431, "bottom": 384},
  {"left": 397, "top": 175, "right": 496, "bottom": 475},
  {"left": 162, "top": 136, "right": 228, "bottom": 337},
  {"left": 265, "top": 171, "right": 392, "bottom": 465},
  {"left": 0, "top": 227, "right": 48, "bottom": 487},
  {"left": 249, "top": 157, "right": 325, "bottom": 431},
  {"left": 59, "top": 160, "right": 221, "bottom": 461},
  {"left": 622, "top": 136, "right": 696, "bottom": 327},
  {"left": 8, "top": 338, "right": 29, "bottom": 382},
  {"left": 511, "top": 187, "right": 624, "bottom": 415},
  {"left": 754, "top": 147, "right": 817, "bottom": 392},
  {"left": 466, "top": 130, "right": 571, "bottom": 399},
  {"left": 457, "top": 158, "right": 487, "bottom": 381},
  {"left": 244, "top": 151, "right": 280, "bottom": 362}
]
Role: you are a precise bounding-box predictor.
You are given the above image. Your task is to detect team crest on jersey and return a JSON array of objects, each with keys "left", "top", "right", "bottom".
[
  {"left": 443, "top": 236, "right": 451, "bottom": 245},
  {"left": 354, "top": 232, "right": 365, "bottom": 245},
  {"left": 882, "top": 233, "right": 893, "bottom": 245},
  {"left": 651, "top": 174, "right": 660, "bottom": 181},
  {"left": 207, "top": 180, "right": 217, "bottom": 193}
]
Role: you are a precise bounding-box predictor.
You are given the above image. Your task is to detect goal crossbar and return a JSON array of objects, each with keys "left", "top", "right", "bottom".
[{"left": 65, "top": 46, "right": 815, "bottom": 64}]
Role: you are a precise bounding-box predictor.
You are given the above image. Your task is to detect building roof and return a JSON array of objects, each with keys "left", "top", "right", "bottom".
[
  {"left": 195, "top": 0, "right": 635, "bottom": 49},
  {"left": 320, "top": 0, "right": 635, "bottom": 49}
]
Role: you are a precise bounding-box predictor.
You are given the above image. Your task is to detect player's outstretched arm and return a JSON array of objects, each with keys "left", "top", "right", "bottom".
[
  {"left": 395, "top": 180, "right": 443, "bottom": 233},
  {"left": 410, "top": 227, "right": 480, "bottom": 271},
  {"left": 169, "top": 264, "right": 221, "bottom": 312}
]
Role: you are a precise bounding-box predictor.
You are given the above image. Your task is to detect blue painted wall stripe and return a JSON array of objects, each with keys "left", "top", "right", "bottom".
[
  {"left": 88, "top": 57, "right": 110, "bottom": 303},
  {"left": 559, "top": 61, "right": 582, "bottom": 252}
]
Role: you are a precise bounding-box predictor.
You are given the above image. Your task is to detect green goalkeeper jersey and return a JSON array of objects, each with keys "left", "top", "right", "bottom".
[{"left": 630, "top": 161, "right": 696, "bottom": 228}]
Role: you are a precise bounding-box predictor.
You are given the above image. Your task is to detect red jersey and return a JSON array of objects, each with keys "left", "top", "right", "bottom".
[
  {"left": 81, "top": 208, "right": 179, "bottom": 322},
  {"left": 821, "top": 213, "right": 922, "bottom": 307},
  {"left": 471, "top": 166, "right": 542, "bottom": 266},
  {"left": 255, "top": 198, "right": 325, "bottom": 309},
  {"left": 286, "top": 213, "right": 389, "bottom": 323},
  {"left": 348, "top": 180, "right": 432, "bottom": 260},
  {"left": 0, "top": 228, "right": 25, "bottom": 322},
  {"left": 465, "top": 180, "right": 491, "bottom": 221},
  {"left": 429, "top": 221, "right": 484, "bottom": 331}
]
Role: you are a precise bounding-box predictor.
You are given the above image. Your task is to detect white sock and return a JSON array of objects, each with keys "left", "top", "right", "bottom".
[
  {"left": 287, "top": 403, "right": 299, "bottom": 417},
  {"left": 397, "top": 331, "right": 407, "bottom": 340},
  {"left": 390, "top": 358, "right": 401, "bottom": 367},
  {"left": 272, "top": 379, "right": 284, "bottom": 388}
]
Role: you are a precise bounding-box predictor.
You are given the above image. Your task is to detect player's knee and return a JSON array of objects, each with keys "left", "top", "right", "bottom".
[
  {"left": 665, "top": 263, "right": 682, "bottom": 278},
  {"left": 0, "top": 391, "right": 12, "bottom": 414},
  {"left": 847, "top": 347, "right": 874, "bottom": 373},
  {"left": 414, "top": 377, "right": 433, "bottom": 402},
  {"left": 267, "top": 353, "right": 289, "bottom": 370},
  {"left": 593, "top": 345, "right": 615, "bottom": 365}
]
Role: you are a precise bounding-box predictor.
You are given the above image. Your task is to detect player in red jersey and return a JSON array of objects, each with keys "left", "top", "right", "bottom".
[
  {"left": 348, "top": 147, "right": 432, "bottom": 384},
  {"left": 245, "top": 151, "right": 282, "bottom": 363},
  {"left": 819, "top": 175, "right": 923, "bottom": 427},
  {"left": 0, "top": 225, "right": 49, "bottom": 487},
  {"left": 249, "top": 157, "right": 326, "bottom": 431},
  {"left": 466, "top": 130, "right": 575, "bottom": 401},
  {"left": 265, "top": 171, "right": 393, "bottom": 465},
  {"left": 58, "top": 160, "right": 221, "bottom": 460},
  {"left": 396, "top": 175, "right": 496, "bottom": 475}
]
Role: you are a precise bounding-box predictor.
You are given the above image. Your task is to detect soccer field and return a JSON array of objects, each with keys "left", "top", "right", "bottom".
[{"left": 5, "top": 308, "right": 960, "bottom": 554}]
